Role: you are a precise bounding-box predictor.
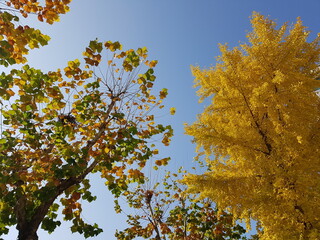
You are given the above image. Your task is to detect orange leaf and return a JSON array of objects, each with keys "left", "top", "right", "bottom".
[{"left": 6, "top": 89, "right": 15, "bottom": 96}]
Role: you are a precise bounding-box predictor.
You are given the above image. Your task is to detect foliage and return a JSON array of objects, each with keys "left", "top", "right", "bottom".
[
  {"left": 4, "top": 0, "right": 71, "bottom": 24},
  {"left": 115, "top": 168, "right": 248, "bottom": 240},
  {"left": 184, "top": 12, "right": 320, "bottom": 240},
  {"left": 0, "top": 0, "right": 71, "bottom": 65},
  {"left": 0, "top": 1, "right": 173, "bottom": 239}
]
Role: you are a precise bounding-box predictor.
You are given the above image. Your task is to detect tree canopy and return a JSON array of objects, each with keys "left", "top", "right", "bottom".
[
  {"left": 116, "top": 168, "right": 248, "bottom": 240},
  {"left": 184, "top": 12, "right": 320, "bottom": 240},
  {"left": 0, "top": 1, "right": 173, "bottom": 239}
]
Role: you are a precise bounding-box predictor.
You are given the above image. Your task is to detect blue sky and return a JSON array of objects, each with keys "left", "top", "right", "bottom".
[{"left": 4, "top": 0, "right": 320, "bottom": 239}]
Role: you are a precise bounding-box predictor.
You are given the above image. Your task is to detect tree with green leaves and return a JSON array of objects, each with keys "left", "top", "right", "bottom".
[
  {"left": 116, "top": 168, "right": 249, "bottom": 240},
  {"left": 0, "top": 1, "right": 173, "bottom": 239}
]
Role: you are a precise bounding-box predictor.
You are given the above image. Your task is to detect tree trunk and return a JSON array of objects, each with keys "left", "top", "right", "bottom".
[
  {"left": 15, "top": 177, "right": 87, "bottom": 240},
  {"left": 17, "top": 224, "right": 39, "bottom": 240}
]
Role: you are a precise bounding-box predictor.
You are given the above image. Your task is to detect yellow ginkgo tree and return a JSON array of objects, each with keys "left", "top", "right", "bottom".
[
  {"left": 184, "top": 13, "right": 320, "bottom": 240},
  {"left": 0, "top": 1, "right": 173, "bottom": 240}
]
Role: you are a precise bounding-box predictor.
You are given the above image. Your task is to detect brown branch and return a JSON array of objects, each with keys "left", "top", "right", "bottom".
[
  {"left": 146, "top": 200, "right": 161, "bottom": 240},
  {"left": 226, "top": 59, "right": 272, "bottom": 156},
  {"left": 240, "top": 92, "right": 272, "bottom": 155}
]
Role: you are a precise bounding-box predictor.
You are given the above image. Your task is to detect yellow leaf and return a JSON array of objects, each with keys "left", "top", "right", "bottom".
[
  {"left": 104, "top": 147, "right": 110, "bottom": 154},
  {"left": 149, "top": 60, "right": 158, "bottom": 68},
  {"left": 77, "top": 80, "right": 84, "bottom": 86},
  {"left": 297, "top": 136, "right": 302, "bottom": 144},
  {"left": 170, "top": 107, "right": 176, "bottom": 115}
]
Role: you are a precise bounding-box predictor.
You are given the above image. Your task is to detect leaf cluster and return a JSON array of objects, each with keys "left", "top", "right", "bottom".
[{"left": 116, "top": 168, "right": 249, "bottom": 240}]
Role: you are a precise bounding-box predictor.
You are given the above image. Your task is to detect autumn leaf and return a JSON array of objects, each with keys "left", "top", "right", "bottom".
[{"left": 170, "top": 107, "right": 176, "bottom": 115}]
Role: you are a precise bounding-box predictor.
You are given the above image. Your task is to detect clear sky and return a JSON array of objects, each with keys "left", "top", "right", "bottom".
[{"left": 4, "top": 0, "right": 320, "bottom": 239}]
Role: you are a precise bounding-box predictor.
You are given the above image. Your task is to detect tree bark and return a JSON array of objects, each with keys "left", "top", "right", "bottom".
[{"left": 17, "top": 225, "right": 39, "bottom": 240}]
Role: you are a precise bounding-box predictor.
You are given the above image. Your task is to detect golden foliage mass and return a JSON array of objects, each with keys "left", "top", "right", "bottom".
[{"left": 184, "top": 12, "right": 320, "bottom": 240}]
